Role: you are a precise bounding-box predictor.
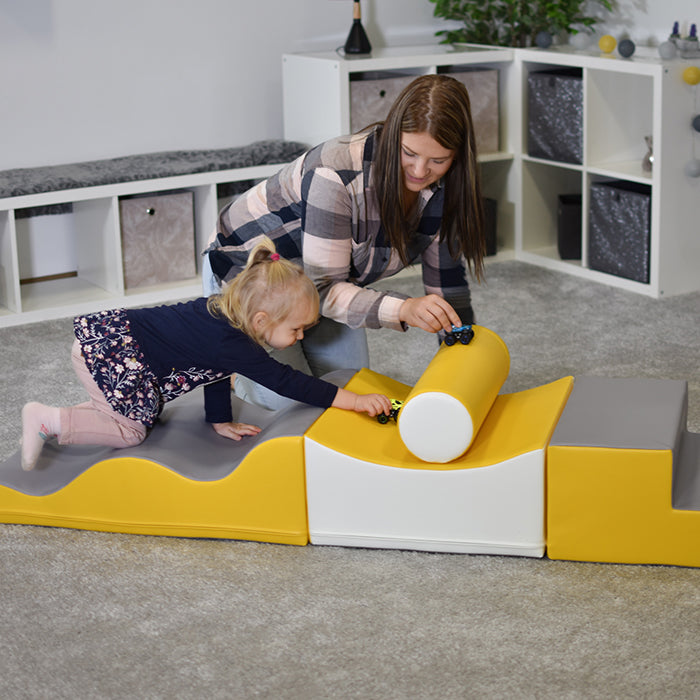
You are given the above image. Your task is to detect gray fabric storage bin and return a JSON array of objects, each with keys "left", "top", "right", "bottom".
[
  {"left": 442, "top": 68, "right": 500, "bottom": 154},
  {"left": 351, "top": 69, "right": 500, "bottom": 155},
  {"left": 350, "top": 72, "right": 417, "bottom": 132},
  {"left": 588, "top": 181, "right": 651, "bottom": 283},
  {"left": 120, "top": 190, "right": 196, "bottom": 289},
  {"left": 527, "top": 68, "right": 583, "bottom": 164}
]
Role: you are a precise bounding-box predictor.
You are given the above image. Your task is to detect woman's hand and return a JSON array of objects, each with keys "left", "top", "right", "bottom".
[
  {"left": 211, "top": 421, "right": 262, "bottom": 441},
  {"left": 399, "top": 295, "right": 461, "bottom": 333}
]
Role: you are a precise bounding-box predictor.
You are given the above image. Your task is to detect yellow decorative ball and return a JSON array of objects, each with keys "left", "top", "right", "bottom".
[
  {"left": 598, "top": 35, "right": 617, "bottom": 53},
  {"left": 682, "top": 66, "right": 700, "bottom": 86}
]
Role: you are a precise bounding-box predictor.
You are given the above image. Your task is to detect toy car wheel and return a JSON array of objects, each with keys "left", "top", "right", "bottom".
[
  {"left": 377, "top": 414, "right": 389, "bottom": 424},
  {"left": 460, "top": 329, "right": 474, "bottom": 344},
  {"left": 444, "top": 334, "right": 456, "bottom": 346}
]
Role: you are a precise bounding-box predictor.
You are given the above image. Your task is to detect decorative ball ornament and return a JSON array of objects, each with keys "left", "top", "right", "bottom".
[
  {"left": 599, "top": 35, "right": 617, "bottom": 53},
  {"left": 692, "top": 114, "right": 700, "bottom": 133},
  {"left": 684, "top": 159, "right": 700, "bottom": 178},
  {"left": 535, "top": 31, "right": 553, "bottom": 49},
  {"left": 658, "top": 41, "right": 678, "bottom": 59},
  {"left": 683, "top": 66, "right": 700, "bottom": 86},
  {"left": 570, "top": 32, "right": 592, "bottom": 50},
  {"left": 618, "top": 39, "right": 636, "bottom": 58}
]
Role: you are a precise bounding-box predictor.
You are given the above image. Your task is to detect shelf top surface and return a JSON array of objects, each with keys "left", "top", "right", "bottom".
[
  {"left": 284, "top": 42, "right": 690, "bottom": 75},
  {"left": 284, "top": 43, "right": 513, "bottom": 67},
  {"left": 517, "top": 44, "right": 673, "bottom": 73}
]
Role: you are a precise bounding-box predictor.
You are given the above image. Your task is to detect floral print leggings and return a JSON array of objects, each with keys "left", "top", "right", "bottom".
[{"left": 58, "top": 340, "right": 147, "bottom": 448}]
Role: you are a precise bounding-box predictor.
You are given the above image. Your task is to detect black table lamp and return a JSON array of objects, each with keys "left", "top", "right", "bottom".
[{"left": 344, "top": 0, "right": 371, "bottom": 55}]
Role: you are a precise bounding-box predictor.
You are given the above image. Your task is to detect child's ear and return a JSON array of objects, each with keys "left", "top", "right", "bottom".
[{"left": 252, "top": 311, "right": 269, "bottom": 332}]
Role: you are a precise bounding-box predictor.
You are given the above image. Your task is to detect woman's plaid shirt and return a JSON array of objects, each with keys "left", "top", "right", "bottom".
[{"left": 205, "top": 128, "right": 473, "bottom": 330}]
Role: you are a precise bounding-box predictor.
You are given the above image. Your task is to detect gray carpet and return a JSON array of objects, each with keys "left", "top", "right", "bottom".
[{"left": 1, "top": 260, "right": 699, "bottom": 699}]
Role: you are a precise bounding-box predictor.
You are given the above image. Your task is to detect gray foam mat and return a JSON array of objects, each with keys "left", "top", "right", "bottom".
[{"left": 1, "top": 369, "right": 354, "bottom": 497}]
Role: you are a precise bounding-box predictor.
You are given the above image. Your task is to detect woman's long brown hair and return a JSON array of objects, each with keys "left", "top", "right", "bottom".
[{"left": 373, "top": 74, "right": 485, "bottom": 280}]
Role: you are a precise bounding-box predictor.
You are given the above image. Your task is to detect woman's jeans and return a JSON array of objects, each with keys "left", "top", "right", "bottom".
[{"left": 202, "top": 254, "right": 370, "bottom": 410}]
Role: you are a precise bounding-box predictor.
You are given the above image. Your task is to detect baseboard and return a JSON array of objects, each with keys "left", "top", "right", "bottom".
[{"left": 310, "top": 531, "right": 545, "bottom": 557}]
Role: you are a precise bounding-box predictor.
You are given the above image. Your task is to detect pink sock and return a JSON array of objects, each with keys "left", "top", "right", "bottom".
[{"left": 21, "top": 402, "right": 61, "bottom": 471}]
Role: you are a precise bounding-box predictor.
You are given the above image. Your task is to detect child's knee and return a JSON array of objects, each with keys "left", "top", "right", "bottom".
[{"left": 120, "top": 424, "right": 147, "bottom": 447}]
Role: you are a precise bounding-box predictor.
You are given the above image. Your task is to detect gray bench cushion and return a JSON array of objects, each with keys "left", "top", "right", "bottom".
[{"left": 0, "top": 140, "right": 308, "bottom": 199}]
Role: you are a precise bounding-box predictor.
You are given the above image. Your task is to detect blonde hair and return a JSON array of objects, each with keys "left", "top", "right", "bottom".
[{"left": 207, "top": 237, "right": 319, "bottom": 345}]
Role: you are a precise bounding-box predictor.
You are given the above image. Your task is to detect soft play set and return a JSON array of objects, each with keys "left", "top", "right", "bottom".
[{"left": 1, "top": 325, "right": 698, "bottom": 567}]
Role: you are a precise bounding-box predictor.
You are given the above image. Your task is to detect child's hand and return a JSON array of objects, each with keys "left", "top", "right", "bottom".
[
  {"left": 212, "top": 421, "right": 262, "bottom": 441},
  {"left": 353, "top": 393, "right": 392, "bottom": 417},
  {"left": 332, "top": 388, "right": 391, "bottom": 416}
]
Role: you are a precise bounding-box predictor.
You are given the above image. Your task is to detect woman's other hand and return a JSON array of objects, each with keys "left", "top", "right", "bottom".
[{"left": 399, "top": 294, "right": 461, "bottom": 333}]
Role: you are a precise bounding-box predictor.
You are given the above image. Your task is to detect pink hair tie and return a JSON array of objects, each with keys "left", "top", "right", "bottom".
[{"left": 270, "top": 253, "right": 280, "bottom": 261}]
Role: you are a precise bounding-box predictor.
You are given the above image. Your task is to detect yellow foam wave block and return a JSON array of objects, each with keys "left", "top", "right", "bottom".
[
  {"left": 547, "top": 445, "right": 700, "bottom": 567},
  {"left": 307, "top": 368, "right": 574, "bottom": 470},
  {"left": 0, "top": 436, "right": 309, "bottom": 544}
]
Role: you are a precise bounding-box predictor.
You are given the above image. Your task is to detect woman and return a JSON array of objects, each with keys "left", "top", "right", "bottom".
[{"left": 203, "top": 74, "right": 485, "bottom": 408}]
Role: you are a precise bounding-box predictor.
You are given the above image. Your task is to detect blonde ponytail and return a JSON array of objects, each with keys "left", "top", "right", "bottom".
[{"left": 207, "top": 236, "right": 319, "bottom": 344}]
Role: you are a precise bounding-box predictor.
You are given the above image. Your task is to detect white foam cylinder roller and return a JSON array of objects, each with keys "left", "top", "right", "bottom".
[{"left": 398, "top": 326, "right": 510, "bottom": 463}]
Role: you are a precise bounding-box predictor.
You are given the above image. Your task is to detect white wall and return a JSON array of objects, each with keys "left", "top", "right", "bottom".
[
  {"left": 0, "top": 0, "right": 696, "bottom": 170},
  {"left": 0, "top": 0, "right": 440, "bottom": 169},
  {"left": 593, "top": 1, "right": 697, "bottom": 46}
]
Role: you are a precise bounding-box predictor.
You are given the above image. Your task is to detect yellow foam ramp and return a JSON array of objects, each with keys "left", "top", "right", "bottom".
[
  {"left": 0, "top": 391, "right": 321, "bottom": 544},
  {"left": 548, "top": 376, "right": 700, "bottom": 567},
  {"left": 0, "top": 443, "right": 307, "bottom": 543},
  {"left": 305, "top": 328, "right": 573, "bottom": 555}
]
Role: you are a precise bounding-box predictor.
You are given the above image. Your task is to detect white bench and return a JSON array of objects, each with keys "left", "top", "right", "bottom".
[{"left": 0, "top": 140, "right": 307, "bottom": 327}]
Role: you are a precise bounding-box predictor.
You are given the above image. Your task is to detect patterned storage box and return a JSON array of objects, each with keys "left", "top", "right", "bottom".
[
  {"left": 528, "top": 68, "right": 583, "bottom": 164},
  {"left": 588, "top": 181, "right": 651, "bottom": 283}
]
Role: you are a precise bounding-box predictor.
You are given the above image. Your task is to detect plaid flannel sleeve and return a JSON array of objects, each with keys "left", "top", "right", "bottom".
[
  {"left": 420, "top": 236, "right": 474, "bottom": 325},
  {"left": 300, "top": 166, "right": 408, "bottom": 331}
]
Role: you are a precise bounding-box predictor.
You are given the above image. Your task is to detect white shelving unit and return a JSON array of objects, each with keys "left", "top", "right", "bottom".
[
  {"left": 0, "top": 163, "right": 285, "bottom": 328},
  {"left": 283, "top": 45, "right": 519, "bottom": 260},
  {"left": 283, "top": 44, "right": 700, "bottom": 298}
]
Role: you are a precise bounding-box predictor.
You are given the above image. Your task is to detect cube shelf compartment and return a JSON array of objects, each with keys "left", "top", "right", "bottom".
[{"left": 0, "top": 164, "right": 287, "bottom": 328}]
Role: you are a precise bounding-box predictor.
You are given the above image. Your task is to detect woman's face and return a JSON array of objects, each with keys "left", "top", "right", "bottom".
[{"left": 400, "top": 131, "right": 455, "bottom": 194}]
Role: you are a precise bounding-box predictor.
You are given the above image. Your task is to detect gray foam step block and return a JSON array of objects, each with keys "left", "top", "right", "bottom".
[
  {"left": 550, "top": 375, "right": 699, "bottom": 512},
  {"left": 550, "top": 375, "right": 687, "bottom": 450}
]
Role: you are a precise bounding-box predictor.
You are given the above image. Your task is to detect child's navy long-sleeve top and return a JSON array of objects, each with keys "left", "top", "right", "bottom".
[{"left": 125, "top": 298, "right": 338, "bottom": 423}]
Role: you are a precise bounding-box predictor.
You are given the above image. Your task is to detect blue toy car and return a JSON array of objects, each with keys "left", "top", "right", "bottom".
[{"left": 444, "top": 324, "right": 474, "bottom": 346}]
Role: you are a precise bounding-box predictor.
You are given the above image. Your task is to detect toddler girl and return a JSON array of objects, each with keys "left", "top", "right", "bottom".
[{"left": 21, "top": 238, "right": 391, "bottom": 471}]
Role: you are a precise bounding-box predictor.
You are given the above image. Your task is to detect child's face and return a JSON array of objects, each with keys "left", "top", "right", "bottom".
[{"left": 263, "top": 299, "right": 319, "bottom": 350}]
